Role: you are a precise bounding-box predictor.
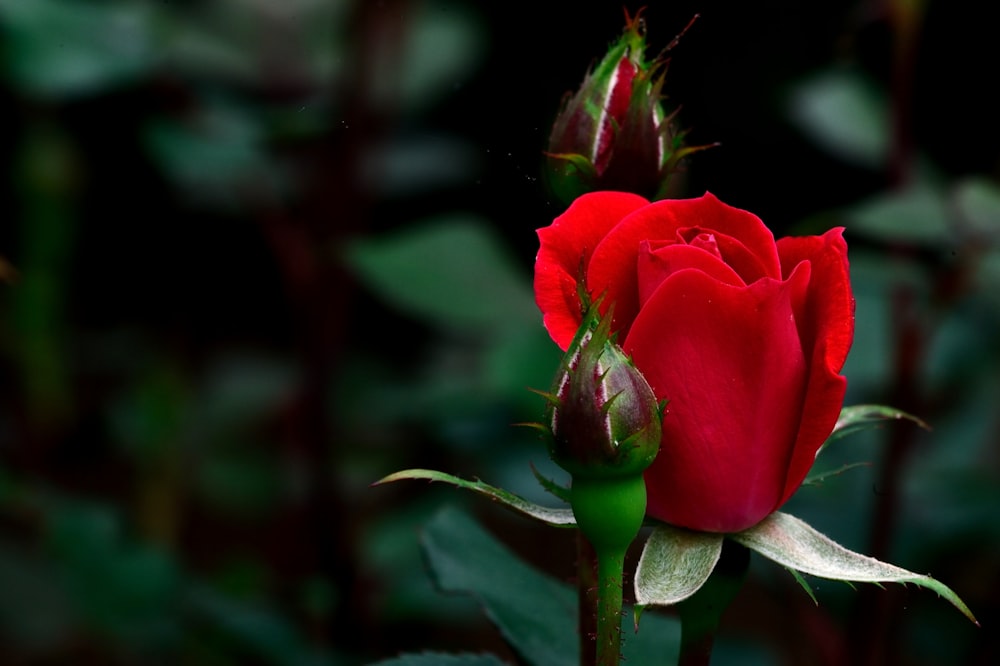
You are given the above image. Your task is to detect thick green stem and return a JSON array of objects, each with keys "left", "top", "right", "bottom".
[
  {"left": 594, "top": 546, "right": 627, "bottom": 666},
  {"left": 677, "top": 540, "right": 750, "bottom": 666},
  {"left": 570, "top": 475, "right": 646, "bottom": 666}
]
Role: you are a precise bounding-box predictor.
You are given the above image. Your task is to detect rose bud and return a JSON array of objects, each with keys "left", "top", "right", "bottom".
[
  {"left": 546, "top": 11, "right": 710, "bottom": 204},
  {"left": 544, "top": 305, "right": 662, "bottom": 480},
  {"left": 539, "top": 305, "right": 662, "bottom": 553},
  {"left": 534, "top": 191, "right": 855, "bottom": 533}
]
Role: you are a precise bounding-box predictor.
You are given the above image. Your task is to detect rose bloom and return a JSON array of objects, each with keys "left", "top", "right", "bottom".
[{"left": 534, "top": 192, "right": 854, "bottom": 533}]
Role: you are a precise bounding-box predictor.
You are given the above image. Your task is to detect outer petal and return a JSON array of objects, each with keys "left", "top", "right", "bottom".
[
  {"left": 625, "top": 265, "right": 811, "bottom": 533},
  {"left": 775, "top": 229, "right": 854, "bottom": 504},
  {"left": 534, "top": 191, "right": 649, "bottom": 349},
  {"left": 588, "top": 193, "right": 781, "bottom": 342}
]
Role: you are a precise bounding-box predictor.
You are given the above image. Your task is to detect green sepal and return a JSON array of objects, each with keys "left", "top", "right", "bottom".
[
  {"left": 530, "top": 463, "right": 571, "bottom": 503},
  {"left": 373, "top": 468, "right": 576, "bottom": 527},
  {"left": 633, "top": 523, "right": 724, "bottom": 618}
]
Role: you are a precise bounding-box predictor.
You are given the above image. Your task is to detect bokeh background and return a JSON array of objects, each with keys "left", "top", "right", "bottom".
[{"left": 1, "top": 0, "right": 998, "bottom": 664}]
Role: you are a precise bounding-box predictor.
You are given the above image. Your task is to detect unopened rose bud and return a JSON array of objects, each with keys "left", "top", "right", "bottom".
[
  {"left": 546, "top": 11, "right": 712, "bottom": 204},
  {"left": 544, "top": 305, "right": 662, "bottom": 480}
]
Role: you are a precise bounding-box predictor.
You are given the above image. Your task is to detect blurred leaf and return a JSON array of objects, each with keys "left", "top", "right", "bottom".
[
  {"left": 844, "top": 184, "right": 951, "bottom": 246},
  {"left": 346, "top": 217, "right": 537, "bottom": 333},
  {"left": 144, "top": 99, "right": 284, "bottom": 209},
  {"left": 163, "top": 0, "right": 350, "bottom": 88},
  {"left": 839, "top": 249, "right": 933, "bottom": 396},
  {"left": 109, "top": 362, "right": 189, "bottom": 463},
  {"left": 195, "top": 450, "right": 283, "bottom": 516},
  {"left": 483, "top": 326, "right": 562, "bottom": 410},
  {"left": 0, "top": 0, "right": 158, "bottom": 97},
  {"left": 370, "top": 653, "right": 507, "bottom": 666},
  {"left": 0, "top": 540, "right": 77, "bottom": 652},
  {"left": 375, "top": 469, "right": 575, "bottom": 526},
  {"left": 370, "top": 2, "right": 486, "bottom": 112},
  {"left": 362, "top": 135, "right": 480, "bottom": 197},
  {"left": 732, "top": 512, "right": 978, "bottom": 624},
  {"left": 954, "top": 177, "right": 1000, "bottom": 239},
  {"left": 787, "top": 68, "right": 889, "bottom": 168},
  {"left": 45, "top": 501, "right": 180, "bottom": 648},
  {"left": 185, "top": 584, "right": 334, "bottom": 666},
  {"left": 421, "top": 506, "right": 680, "bottom": 666},
  {"left": 974, "top": 249, "right": 1000, "bottom": 309},
  {"left": 196, "top": 354, "right": 297, "bottom": 434},
  {"left": 9, "top": 123, "right": 77, "bottom": 427}
]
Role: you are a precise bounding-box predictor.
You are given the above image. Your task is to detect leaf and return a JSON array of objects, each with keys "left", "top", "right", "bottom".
[
  {"left": 820, "top": 404, "right": 929, "bottom": 454},
  {"left": 731, "top": 512, "right": 978, "bottom": 625},
  {"left": 369, "top": 652, "right": 508, "bottom": 666},
  {"left": 422, "top": 506, "right": 578, "bottom": 666},
  {"left": 374, "top": 469, "right": 575, "bottom": 527},
  {"left": 421, "top": 506, "right": 680, "bottom": 666},
  {"left": 0, "top": 0, "right": 158, "bottom": 98},
  {"left": 844, "top": 185, "right": 952, "bottom": 246},
  {"left": 345, "top": 218, "right": 537, "bottom": 334},
  {"left": 633, "top": 524, "right": 724, "bottom": 609},
  {"left": 954, "top": 177, "right": 1000, "bottom": 239},
  {"left": 185, "top": 584, "right": 333, "bottom": 666},
  {"left": 803, "top": 462, "right": 872, "bottom": 486},
  {"left": 787, "top": 68, "right": 890, "bottom": 168}
]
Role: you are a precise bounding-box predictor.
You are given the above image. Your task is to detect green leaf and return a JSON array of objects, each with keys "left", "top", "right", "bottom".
[
  {"left": 421, "top": 506, "right": 680, "bottom": 666},
  {"left": 422, "top": 506, "right": 577, "bottom": 666},
  {"left": 345, "top": 218, "right": 537, "bottom": 333},
  {"left": 369, "top": 653, "right": 507, "bottom": 666},
  {"left": 954, "top": 177, "right": 1000, "bottom": 239},
  {"left": 803, "top": 462, "right": 872, "bottom": 486},
  {"left": 633, "top": 524, "right": 724, "bottom": 609},
  {"left": 731, "top": 512, "right": 978, "bottom": 625},
  {"left": 787, "top": 68, "right": 889, "bottom": 168},
  {"left": 844, "top": 185, "right": 952, "bottom": 246},
  {"left": 369, "top": 3, "right": 485, "bottom": 112},
  {"left": 0, "top": 0, "right": 158, "bottom": 98},
  {"left": 374, "top": 469, "right": 575, "bottom": 527},
  {"left": 820, "top": 404, "right": 929, "bottom": 454},
  {"left": 185, "top": 584, "right": 333, "bottom": 666}
]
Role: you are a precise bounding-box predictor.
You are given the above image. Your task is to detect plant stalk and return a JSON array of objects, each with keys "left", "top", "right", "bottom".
[{"left": 593, "top": 545, "right": 627, "bottom": 666}]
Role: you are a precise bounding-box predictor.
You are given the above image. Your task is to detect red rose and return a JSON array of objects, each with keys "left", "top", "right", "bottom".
[{"left": 534, "top": 192, "right": 854, "bottom": 532}]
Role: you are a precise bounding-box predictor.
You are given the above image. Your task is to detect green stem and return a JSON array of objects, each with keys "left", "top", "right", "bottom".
[
  {"left": 594, "top": 546, "right": 627, "bottom": 666},
  {"left": 677, "top": 540, "right": 750, "bottom": 666},
  {"left": 569, "top": 475, "right": 647, "bottom": 666}
]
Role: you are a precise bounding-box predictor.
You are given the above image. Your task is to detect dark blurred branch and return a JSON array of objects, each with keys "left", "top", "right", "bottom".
[{"left": 257, "top": 0, "right": 413, "bottom": 655}]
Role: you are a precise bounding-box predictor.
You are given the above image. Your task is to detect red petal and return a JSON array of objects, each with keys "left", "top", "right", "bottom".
[
  {"left": 625, "top": 265, "right": 811, "bottom": 533},
  {"left": 588, "top": 193, "right": 781, "bottom": 342},
  {"left": 637, "top": 241, "right": 745, "bottom": 306},
  {"left": 534, "top": 191, "right": 649, "bottom": 349},
  {"left": 775, "top": 229, "right": 854, "bottom": 504}
]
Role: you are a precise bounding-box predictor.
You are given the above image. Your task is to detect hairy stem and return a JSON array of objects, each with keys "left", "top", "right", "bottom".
[{"left": 594, "top": 546, "right": 627, "bottom": 666}]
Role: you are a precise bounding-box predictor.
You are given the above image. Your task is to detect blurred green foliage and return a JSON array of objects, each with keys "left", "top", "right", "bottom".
[{"left": 0, "top": 1, "right": 998, "bottom": 665}]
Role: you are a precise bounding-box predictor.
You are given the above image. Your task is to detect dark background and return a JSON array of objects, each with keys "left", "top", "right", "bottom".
[{"left": 1, "top": 1, "right": 998, "bottom": 664}]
